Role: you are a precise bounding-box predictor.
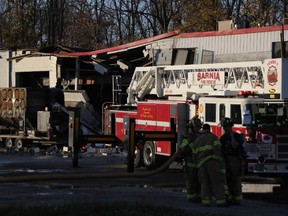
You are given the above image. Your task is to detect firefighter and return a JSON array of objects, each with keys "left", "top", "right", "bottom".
[
  {"left": 192, "top": 124, "right": 228, "bottom": 207},
  {"left": 177, "top": 115, "right": 202, "bottom": 203},
  {"left": 220, "top": 117, "right": 247, "bottom": 205}
]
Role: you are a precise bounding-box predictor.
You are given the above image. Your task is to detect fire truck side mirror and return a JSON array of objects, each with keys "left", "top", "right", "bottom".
[{"left": 243, "top": 110, "right": 251, "bottom": 126}]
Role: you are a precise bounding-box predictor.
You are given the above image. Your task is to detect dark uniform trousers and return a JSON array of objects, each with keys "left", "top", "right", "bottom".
[
  {"left": 184, "top": 157, "right": 201, "bottom": 201},
  {"left": 198, "top": 159, "right": 226, "bottom": 205},
  {"left": 225, "top": 155, "right": 243, "bottom": 203}
]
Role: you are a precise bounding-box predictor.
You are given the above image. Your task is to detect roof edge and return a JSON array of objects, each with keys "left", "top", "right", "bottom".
[
  {"left": 56, "top": 30, "right": 181, "bottom": 57},
  {"left": 180, "top": 25, "right": 288, "bottom": 38}
]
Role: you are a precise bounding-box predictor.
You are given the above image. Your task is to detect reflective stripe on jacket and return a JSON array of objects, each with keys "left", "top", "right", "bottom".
[
  {"left": 181, "top": 138, "right": 196, "bottom": 167},
  {"left": 181, "top": 138, "right": 190, "bottom": 148},
  {"left": 192, "top": 131, "right": 222, "bottom": 168}
]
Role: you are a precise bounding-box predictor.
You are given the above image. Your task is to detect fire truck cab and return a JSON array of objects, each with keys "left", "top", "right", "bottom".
[{"left": 198, "top": 96, "right": 288, "bottom": 174}]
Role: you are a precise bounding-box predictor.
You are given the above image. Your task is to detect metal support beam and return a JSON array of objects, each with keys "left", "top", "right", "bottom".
[
  {"left": 83, "top": 135, "right": 119, "bottom": 143},
  {"left": 68, "top": 109, "right": 80, "bottom": 168},
  {"left": 135, "top": 131, "right": 176, "bottom": 141},
  {"left": 127, "top": 118, "right": 136, "bottom": 173},
  {"left": 70, "top": 113, "right": 176, "bottom": 172},
  {"left": 75, "top": 58, "right": 80, "bottom": 90}
]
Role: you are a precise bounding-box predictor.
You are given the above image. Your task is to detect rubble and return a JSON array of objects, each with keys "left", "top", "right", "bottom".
[{"left": 46, "top": 145, "right": 59, "bottom": 155}]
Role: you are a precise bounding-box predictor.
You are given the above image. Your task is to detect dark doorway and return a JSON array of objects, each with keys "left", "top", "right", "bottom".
[{"left": 16, "top": 72, "right": 50, "bottom": 88}]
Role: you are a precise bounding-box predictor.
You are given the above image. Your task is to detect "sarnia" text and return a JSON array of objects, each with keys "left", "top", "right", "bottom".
[{"left": 197, "top": 72, "right": 220, "bottom": 81}]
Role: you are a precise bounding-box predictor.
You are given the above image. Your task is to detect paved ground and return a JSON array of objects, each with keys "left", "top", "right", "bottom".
[{"left": 0, "top": 150, "right": 288, "bottom": 216}]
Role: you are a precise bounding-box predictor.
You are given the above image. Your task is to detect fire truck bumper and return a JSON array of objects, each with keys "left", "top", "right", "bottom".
[{"left": 248, "top": 162, "right": 288, "bottom": 173}]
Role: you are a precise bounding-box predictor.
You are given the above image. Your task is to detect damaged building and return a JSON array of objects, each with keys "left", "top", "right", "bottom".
[{"left": 1, "top": 24, "right": 288, "bottom": 118}]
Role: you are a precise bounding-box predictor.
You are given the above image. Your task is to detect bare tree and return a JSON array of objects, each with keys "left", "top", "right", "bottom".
[
  {"left": 0, "top": 0, "right": 286, "bottom": 50},
  {"left": 142, "top": 0, "right": 183, "bottom": 34},
  {"left": 241, "top": 0, "right": 284, "bottom": 27},
  {"left": 0, "top": 0, "right": 39, "bottom": 49},
  {"left": 221, "top": 0, "right": 244, "bottom": 20},
  {"left": 182, "top": 0, "right": 225, "bottom": 32}
]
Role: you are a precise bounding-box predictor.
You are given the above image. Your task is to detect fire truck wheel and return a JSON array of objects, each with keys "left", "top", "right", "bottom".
[
  {"left": 134, "top": 146, "right": 143, "bottom": 168},
  {"left": 14, "top": 138, "right": 24, "bottom": 150},
  {"left": 4, "top": 138, "right": 13, "bottom": 149},
  {"left": 143, "top": 141, "right": 157, "bottom": 169}
]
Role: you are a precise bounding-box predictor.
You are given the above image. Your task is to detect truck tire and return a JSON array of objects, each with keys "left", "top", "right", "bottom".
[
  {"left": 14, "top": 138, "right": 24, "bottom": 150},
  {"left": 143, "top": 141, "right": 157, "bottom": 169},
  {"left": 5, "top": 138, "right": 13, "bottom": 149},
  {"left": 134, "top": 145, "right": 144, "bottom": 168}
]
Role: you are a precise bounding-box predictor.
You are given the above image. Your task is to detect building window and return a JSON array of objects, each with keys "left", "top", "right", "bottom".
[{"left": 272, "top": 41, "right": 288, "bottom": 58}]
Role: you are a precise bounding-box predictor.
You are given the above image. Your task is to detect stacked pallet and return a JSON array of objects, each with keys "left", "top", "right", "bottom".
[{"left": 0, "top": 88, "right": 26, "bottom": 120}]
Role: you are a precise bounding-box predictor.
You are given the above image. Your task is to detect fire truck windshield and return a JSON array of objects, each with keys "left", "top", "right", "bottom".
[{"left": 246, "top": 103, "right": 288, "bottom": 127}]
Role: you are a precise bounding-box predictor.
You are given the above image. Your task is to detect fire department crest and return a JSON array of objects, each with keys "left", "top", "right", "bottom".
[{"left": 267, "top": 65, "right": 278, "bottom": 86}]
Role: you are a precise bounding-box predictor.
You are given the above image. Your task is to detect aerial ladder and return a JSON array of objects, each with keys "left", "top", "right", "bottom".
[{"left": 125, "top": 59, "right": 284, "bottom": 104}]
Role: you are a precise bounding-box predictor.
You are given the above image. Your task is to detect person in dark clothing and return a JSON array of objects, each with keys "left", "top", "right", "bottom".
[
  {"left": 192, "top": 124, "right": 228, "bottom": 207},
  {"left": 220, "top": 117, "right": 247, "bottom": 205},
  {"left": 177, "top": 115, "right": 202, "bottom": 203}
]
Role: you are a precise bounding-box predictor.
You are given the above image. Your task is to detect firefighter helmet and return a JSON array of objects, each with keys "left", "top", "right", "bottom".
[
  {"left": 220, "top": 117, "right": 234, "bottom": 127},
  {"left": 200, "top": 123, "right": 210, "bottom": 132}
]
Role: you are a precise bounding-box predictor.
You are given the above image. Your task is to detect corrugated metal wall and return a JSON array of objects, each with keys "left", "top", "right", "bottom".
[
  {"left": 150, "top": 28, "right": 288, "bottom": 63},
  {"left": 174, "top": 31, "right": 282, "bottom": 54},
  {"left": 174, "top": 30, "right": 288, "bottom": 62}
]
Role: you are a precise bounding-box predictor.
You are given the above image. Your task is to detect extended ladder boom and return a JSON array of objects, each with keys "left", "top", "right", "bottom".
[{"left": 127, "top": 58, "right": 288, "bottom": 104}]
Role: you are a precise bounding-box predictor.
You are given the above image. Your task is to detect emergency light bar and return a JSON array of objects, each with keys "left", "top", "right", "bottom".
[
  {"left": 237, "top": 90, "right": 257, "bottom": 96},
  {"left": 206, "top": 90, "right": 239, "bottom": 96}
]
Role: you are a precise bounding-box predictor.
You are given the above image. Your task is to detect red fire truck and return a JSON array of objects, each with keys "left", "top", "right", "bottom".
[{"left": 103, "top": 58, "right": 288, "bottom": 178}]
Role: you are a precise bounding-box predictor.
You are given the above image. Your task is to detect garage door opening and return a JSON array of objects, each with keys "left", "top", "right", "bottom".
[{"left": 16, "top": 72, "right": 49, "bottom": 88}]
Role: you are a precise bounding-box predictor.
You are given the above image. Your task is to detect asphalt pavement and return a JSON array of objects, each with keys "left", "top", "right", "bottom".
[{"left": 0, "top": 149, "right": 288, "bottom": 216}]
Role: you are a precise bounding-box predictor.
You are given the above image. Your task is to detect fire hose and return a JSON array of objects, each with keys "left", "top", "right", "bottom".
[{"left": 0, "top": 152, "right": 178, "bottom": 183}]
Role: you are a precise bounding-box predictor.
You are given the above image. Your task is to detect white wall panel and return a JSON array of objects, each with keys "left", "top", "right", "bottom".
[
  {"left": 171, "top": 29, "right": 288, "bottom": 62},
  {"left": 0, "top": 51, "right": 9, "bottom": 87}
]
